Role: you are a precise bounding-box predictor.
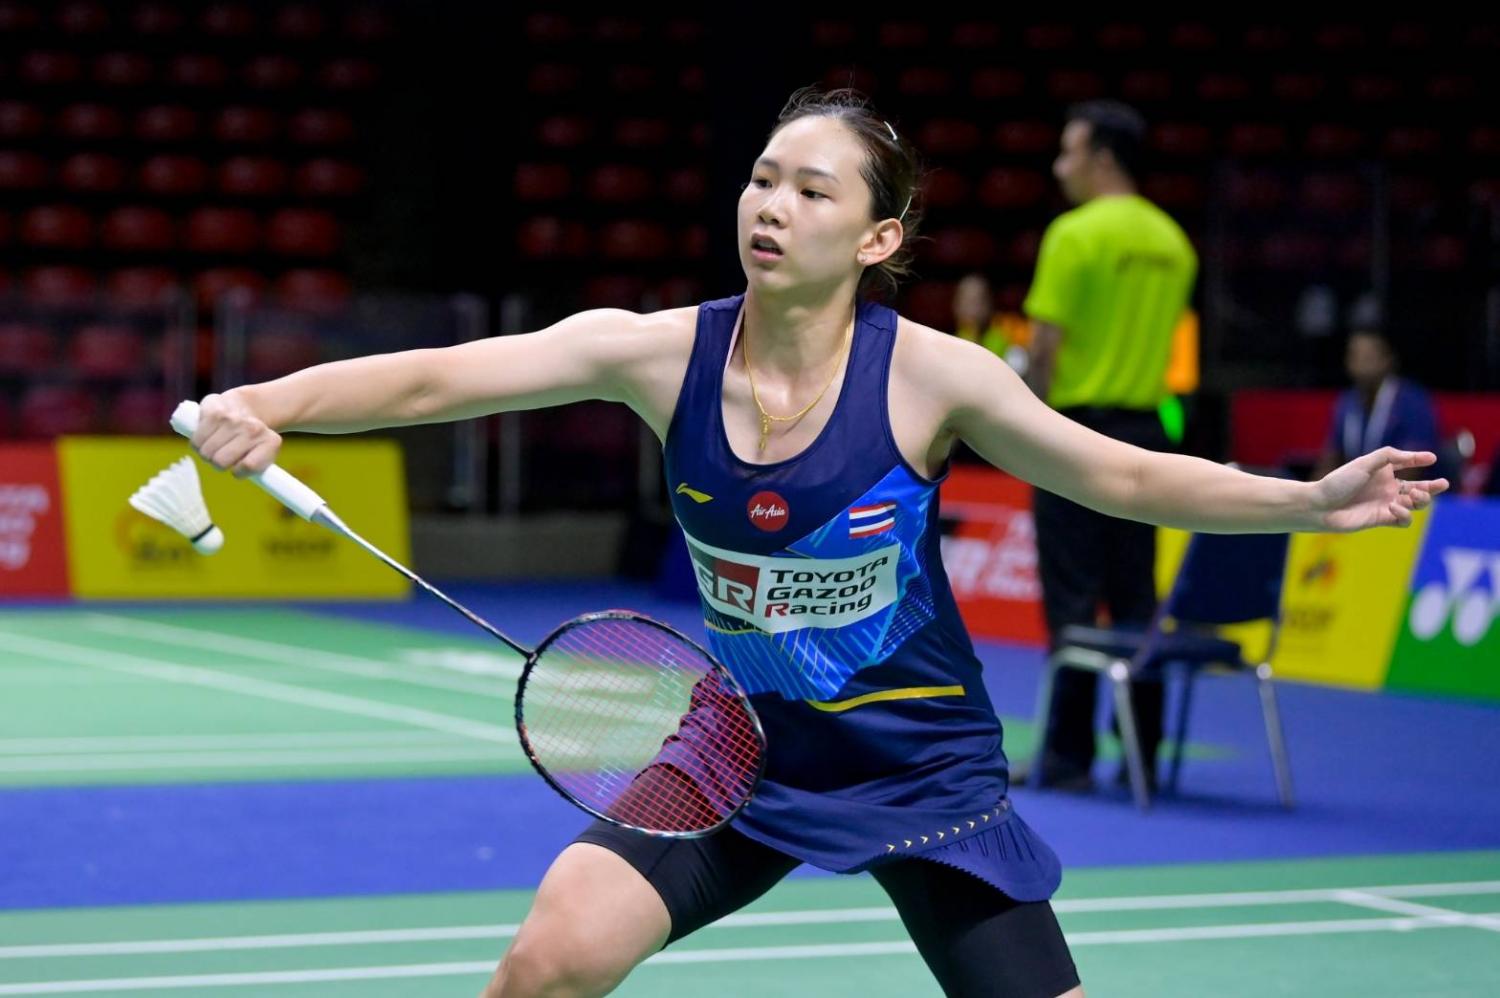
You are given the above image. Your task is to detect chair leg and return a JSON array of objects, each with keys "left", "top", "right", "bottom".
[
  {"left": 1030, "top": 655, "right": 1061, "bottom": 788},
  {"left": 1109, "top": 660, "right": 1151, "bottom": 811},
  {"left": 1167, "top": 667, "right": 1196, "bottom": 795},
  {"left": 1256, "top": 663, "right": 1295, "bottom": 809}
]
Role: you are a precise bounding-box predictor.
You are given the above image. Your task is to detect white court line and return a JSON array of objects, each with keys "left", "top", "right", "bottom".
[
  {"left": 0, "top": 744, "right": 506, "bottom": 774},
  {"left": 1334, "top": 889, "right": 1500, "bottom": 933},
  {"left": 80, "top": 614, "right": 513, "bottom": 699},
  {"left": 7, "top": 879, "right": 1500, "bottom": 961},
  {"left": 0, "top": 731, "right": 466, "bottom": 755},
  {"left": 1, "top": 633, "right": 516, "bottom": 747}
]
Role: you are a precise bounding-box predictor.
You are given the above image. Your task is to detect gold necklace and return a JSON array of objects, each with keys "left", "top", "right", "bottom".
[{"left": 742, "top": 314, "right": 854, "bottom": 454}]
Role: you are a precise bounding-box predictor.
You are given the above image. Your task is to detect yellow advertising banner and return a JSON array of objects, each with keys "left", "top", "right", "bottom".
[
  {"left": 57, "top": 436, "right": 410, "bottom": 599},
  {"left": 1156, "top": 513, "right": 1430, "bottom": 689}
]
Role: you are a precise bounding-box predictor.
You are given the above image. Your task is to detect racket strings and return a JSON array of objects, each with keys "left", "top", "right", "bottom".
[{"left": 522, "top": 616, "right": 762, "bottom": 833}]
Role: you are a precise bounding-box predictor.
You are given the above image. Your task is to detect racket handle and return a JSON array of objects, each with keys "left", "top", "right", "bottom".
[{"left": 170, "top": 400, "right": 330, "bottom": 522}]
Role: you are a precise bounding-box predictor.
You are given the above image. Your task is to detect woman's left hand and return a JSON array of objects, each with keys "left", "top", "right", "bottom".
[{"left": 1312, "top": 447, "right": 1450, "bottom": 532}]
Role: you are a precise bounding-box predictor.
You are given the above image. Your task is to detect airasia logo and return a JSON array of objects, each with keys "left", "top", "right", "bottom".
[{"left": 747, "top": 491, "right": 789, "bottom": 532}]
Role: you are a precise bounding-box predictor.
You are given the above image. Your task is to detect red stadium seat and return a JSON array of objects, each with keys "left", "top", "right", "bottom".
[
  {"left": 107, "top": 268, "right": 179, "bottom": 310},
  {"left": 101, "top": 207, "right": 176, "bottom": 252},
  {"left": 970, "top": 67, "right": 1025, "bottom": 101},
  {"left": 272, "top": 4, "right": 325, "bottom": 40},
  {"left": 1151, "top": 122, "right": 1213, "bottom": 158},
  {"left": 667, "top": 20, "right": 703, "bottom": 45},
  {"left": 583, "top": 276, "right": 647, "bottom": 310},
  {"left": 246, "top": 328, "right": 320, "bottom": 379},
  {"left": 513, "top": 163, "right": 570, "bottom": 202},
  {"left": 185, "top": 208, "right": 260, "bottom": 254},
  {"left": 21, "top": 206, "right": 93, "bottom": 251},
  {"left": 243, "top": 54, "right": 301, "bottom": 90},
  {"left": 1314, "top": 24, "right": 1367, "bottom": 52},
  {"left": 811, "top": 20, "right": 855, "bottom": 47},
  {"left": 132, "top": 3, "right": 184, "bottom": 35},
  {"left": 922, "top": 170, "right": 969, "bottom": 209},
  {"left": 265, "top": 208, "right": 339, "bottom": 257},
  {"left": 135, "top": 105, "right": 199, "bottom": 142},
  {"left": 56, "top": 1, "right": 108, "bottom": 33},
  {"left": 680, "top": 225, "right": 707, "bottom": 260},
  {"left": 614, "top": 118, "right": 670, "bottom": 148},
  {"left": 1336, "top": 235, "right": 1371, "bottom": 271},
  {"left": 657, "top": 276, "right": 701, "bottom": 308},
  {"left": 993, "top": 121, "right": 1057, "bottom": 156},
  {"left": 897, "top": 67, "right": 953, "bottom": 98},
  {"left": 1225, "top": 172, "right": 1288, "bottom": 212},
  {"left": 586, "top": 164, "right": 652, "bottom": 203},
  {"left": 1143, "top": 174, "right": 1206, "bottom": 210},
  {"left": 194, "top": 268, "right": 266, "bottom": 309},
  {"left": 1271, "top": 73, "right": 1325, "bottom": 102},
  {"left": 1427, "top": 74, "right": 1476, "bottom": 102},
  {"left": 1024, "top": 24, "right": 1075, "bottom": 50},
  {"left": 591, "top": 17, "right": 642, "bottom": 45},
  {"left": 1121, "top": 70, "right": 1172, "bottom": 103},
  {"left": 1005, "top": 230, "right": 1043, "bottom": 268},
  {"left": 918, "top": 119, "right": 981, "bottom": 157},
  {"left": 0, "top": 211, "right": 10, "bottom": 247},
  {"left": 1471, "top": 127, "right": 1500, "bottom": 158},
  {"left": 902, "top": 280, "right": 954, "bottom": 331},
  {"left": 1299, "top": 174, "right": 1365, "bottom": 215},
  {"left": 1413, "top": 235, "right": 1466, "bottom": 271},
  {"left": 1244, "top": 25, "right": 1290, "bottom": 52},
  {"left": 218, "top": 157, "right": 288, "bottom": 197},
  {"left": 0, "top": 152, "right": 47, "bottom": 191},
  {"left": 923, "top": 228, "right": 997, "bottom": 268},
  {"left": 1304, "top": 123, "right": 1364, "bottom": 158},
  {"left": 524, "top": 11, "right": 572, "bottom": 42},
  {"left": 599, "top": 220, "right": 670, "bottom": 261},
  {"left": 109, "top": 386, "right": 171, "bottom": 435},
  {"left": 978, "top": 168, "right": 1049, "bottom": 209},
  {"left": 1049, "top": 70, "right": 1104, "bottom": 103},
  {"left": 1226, "top": 123, "right": 1288, "bottom": 157},
  {"left": 1349, "top": 74, "right": 1400, "bottom": 103},
  {"left": 23, "top": 267, "right": 97, "bottom": 308},
  {"left": 1260, "top": 232, "right": 1330, "bottom": 270},
  {"left": 1389, "top": 176, "right": 1440, "bottom": 217},
  {"left": 0, "top": 2, "right": 41, "bottom": 31},
  {"left": 1383, "top": 127, "right": 1442, "bottom": 158},
  {"left": 879, "top": 21, "right": 929, "bottom": 48},
  {"left": 19, "top": 385, "right": 96, "bottom": 437},
  {"left": 535, "top": 115, "right": 591, "bottom": 149},
  {"left": 516, "top": 217, "right": 588, "bottom": 259},
  {"left": 1096, "top": 23, "right": 1148, "bottom": 50},
  {"left": 527, "top": 63, "right": 581, "bottom": 96},
  {"left": 0, "top": 100, "right": 46, "bottom": 139},
  {"left": 292, "top": 158, "right": 364, "bottom": 198},
  {"left": 201, "top": 2, "right": 254, "bottom": 37},
  {"left": 274, "top": 269, "right": 350, "bottom": 311},
  {"left": 664, "top": 167, "right": 705, "bottom": 204},
  {"left": 821, "top": 65, "right": 876, "bottom": 95},
  {"left": 0, "top": 322, "right": 54, "bottom": 376},
  {"left": 214, "top": 107, "right": 279, "bottom": 144},
  {"left": 94, "top": 52, "right": 153, "bottom": 87},
  {"left": 319, "top": 57, "right": 378, "bottom": 91},
  {"left": 59, "top": 153, "right": 126, "bottom": 193},
  {"left": 138, "top": 154, "right": 208, "bottom": 196},
  {"left": 1197, "top": 73, "right": 1251, "bottom": 102},
  {"left": 69, "top": 324, "right": 149, "bottom": 379},
  {"left": 167, "top": 54, "right": 229, "bottom": 88},
  {"left": 951, "top": 21, "right": 1001, "bottom": 48},
  {"left": 55, "top": 103, "right": 126, "bottom": 141},
  {"left": 678, "top": 65, "right": 705, "bottom": 92},
  {"left": 343, "top": 5, "right": 393, "bottom": 42},
  {"left": 608, "top": 65, "right": 656, "bottom": 94},
  {"left": 287, "top": 108, "right": 354, "bottom": 145},
  {"left": 19, "top": 51, "right": 83, "bottom": 85}
]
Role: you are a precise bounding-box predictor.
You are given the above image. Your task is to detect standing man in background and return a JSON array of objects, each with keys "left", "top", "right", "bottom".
[{"left": 1020, "top": 101, "right": 1198, "bottom": 792}]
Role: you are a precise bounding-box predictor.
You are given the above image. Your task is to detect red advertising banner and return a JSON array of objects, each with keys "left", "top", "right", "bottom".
[
  {"left": 0, "top": 443, "right": 69, "bottom": 597},
  {"left": 939, "top": 466, "right": 1047, "bottom": 645}
]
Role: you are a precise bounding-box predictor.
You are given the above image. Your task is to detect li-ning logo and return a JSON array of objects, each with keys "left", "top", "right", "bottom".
[
  {"left": 1409, "top": 547, "right": 1500, "bottom": 647},
  {"left": 747, "top": 491, "right": 789, "bottom": 532}
]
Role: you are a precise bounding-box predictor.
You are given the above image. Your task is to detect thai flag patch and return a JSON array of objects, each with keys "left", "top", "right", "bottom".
[{"left": 848, "top": 500, "right": 897, "bottom": 538}]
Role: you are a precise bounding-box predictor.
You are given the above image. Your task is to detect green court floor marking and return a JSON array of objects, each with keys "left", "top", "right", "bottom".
[{"left": 0, "top": 852, "right": 1496, "bottom": 997}]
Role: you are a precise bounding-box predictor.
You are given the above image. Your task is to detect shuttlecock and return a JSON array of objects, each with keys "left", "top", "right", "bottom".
[{"left": 128, "top": 457, "right": 224, "bottom": 555}]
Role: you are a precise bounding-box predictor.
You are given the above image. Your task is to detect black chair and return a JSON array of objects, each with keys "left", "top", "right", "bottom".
[{"left": 1032, "top": 531, "right": 1295, "bottom": 810}]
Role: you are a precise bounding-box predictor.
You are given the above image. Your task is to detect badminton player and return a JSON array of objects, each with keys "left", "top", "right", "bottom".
[{"left": 189, "top": 88, "right": 1446, "bottom": 998}]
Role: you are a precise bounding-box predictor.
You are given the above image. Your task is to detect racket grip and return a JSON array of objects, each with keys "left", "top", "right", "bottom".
[{"left": 170, "top": 400, "right": 329, "bottom": 522}]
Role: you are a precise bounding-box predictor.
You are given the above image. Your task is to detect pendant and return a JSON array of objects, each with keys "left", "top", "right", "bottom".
[{"left": 758, "top": 414, "right": 771, "bottom": 454}]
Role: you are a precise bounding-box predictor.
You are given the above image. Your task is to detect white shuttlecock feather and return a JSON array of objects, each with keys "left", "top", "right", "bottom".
[{"left": 128, "top": 457, "right": 224, "bottom": 555}]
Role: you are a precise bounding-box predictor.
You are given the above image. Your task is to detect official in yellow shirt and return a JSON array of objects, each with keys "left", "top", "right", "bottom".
[{"left": 1020, "top": 100, "right": 1198, "bottom": 793}]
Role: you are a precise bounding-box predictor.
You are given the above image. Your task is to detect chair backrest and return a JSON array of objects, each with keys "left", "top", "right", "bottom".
[{"left": 1165, "top": 532, "right": 1290, "bottom": 626}]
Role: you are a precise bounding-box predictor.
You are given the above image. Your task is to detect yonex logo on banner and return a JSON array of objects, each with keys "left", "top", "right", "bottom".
[
  {"left": 0, "top": 484, "right": 48, "bottom": 571},
  {"left": 1408, "top": 546, "right": 1500, "bottom": 647}
]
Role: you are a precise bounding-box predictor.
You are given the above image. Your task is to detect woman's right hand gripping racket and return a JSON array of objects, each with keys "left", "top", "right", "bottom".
[{"left": 173, "top": 399, "right": 765, "bottom": 837}]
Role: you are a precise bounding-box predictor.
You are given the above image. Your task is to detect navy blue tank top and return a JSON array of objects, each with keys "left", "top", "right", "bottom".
[{"left": 662, "top": 295, "right": 1060, "bottom": 899}]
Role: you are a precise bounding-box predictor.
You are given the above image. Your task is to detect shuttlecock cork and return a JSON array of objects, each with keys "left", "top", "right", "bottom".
[{"left": 128, "top": 457, "right": 224, "bottom": 555}]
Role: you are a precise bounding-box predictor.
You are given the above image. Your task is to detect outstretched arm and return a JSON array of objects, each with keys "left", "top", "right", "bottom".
[
  {"left": 193, "top": 307, "right": 693, "bottom": 476},
  {"left": 934, "top": 337, "right": 1447, "bottom": 533}
]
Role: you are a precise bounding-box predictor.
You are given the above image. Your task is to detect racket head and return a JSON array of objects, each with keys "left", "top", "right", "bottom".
[{"left": 515, "top": 610, "right": 766, "bottom": 838}]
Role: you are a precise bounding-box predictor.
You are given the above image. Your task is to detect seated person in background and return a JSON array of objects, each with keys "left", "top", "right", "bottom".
[
  {"left": 952, "top": 273, "right": 1028, "bottom": 374},
  {"left": 1315, "top": 328, "right": 1440, "bottom": 480}
]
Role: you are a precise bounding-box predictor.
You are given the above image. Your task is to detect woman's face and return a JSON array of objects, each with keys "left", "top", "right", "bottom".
[{"left": 738, "top": 115, "right": 890, "bottom": 296}]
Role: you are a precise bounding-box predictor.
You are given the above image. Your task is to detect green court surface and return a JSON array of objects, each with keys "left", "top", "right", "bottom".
[
  {"left": 0, "top": 608, "right": 1219, "bottom": 787},
  {"left": 2, "top": 852, "right": 1498, "bottom": 996}
]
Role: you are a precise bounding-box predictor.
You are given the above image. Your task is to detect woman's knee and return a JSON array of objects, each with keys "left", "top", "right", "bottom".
[{"left": 487, "top": 924, "right": 630, "bottom": 998}]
